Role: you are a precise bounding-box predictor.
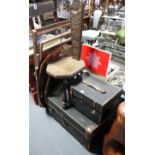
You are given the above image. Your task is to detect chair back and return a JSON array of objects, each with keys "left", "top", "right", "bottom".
[
  {"left": 31, "top": 20, "right": 71, "bottom": 105},
  {"left": 92, "top": 10, "right": 102, "bottom": 29}
]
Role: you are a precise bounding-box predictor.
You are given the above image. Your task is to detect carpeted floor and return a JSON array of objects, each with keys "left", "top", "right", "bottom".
[{"left": 29, "top": 94, "right": 97, "bottom": 155}]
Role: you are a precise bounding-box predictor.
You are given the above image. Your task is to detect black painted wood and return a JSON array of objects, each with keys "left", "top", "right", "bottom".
[{"left": 71, "top": 73, "right": 123, "bottom": 124}]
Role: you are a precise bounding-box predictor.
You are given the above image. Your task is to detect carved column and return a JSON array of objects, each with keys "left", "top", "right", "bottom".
[{"left": 70, "top": 0, "right": 84, "bottom": 60}]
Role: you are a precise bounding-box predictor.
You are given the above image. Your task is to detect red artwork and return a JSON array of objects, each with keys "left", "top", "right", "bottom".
[{"left": 80, "top": 44, "right": 111, "bottom": 77}]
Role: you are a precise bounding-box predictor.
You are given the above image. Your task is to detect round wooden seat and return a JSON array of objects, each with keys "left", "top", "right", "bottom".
[{"left": 46, "top": 56, "right": 85, "bottom": 78}]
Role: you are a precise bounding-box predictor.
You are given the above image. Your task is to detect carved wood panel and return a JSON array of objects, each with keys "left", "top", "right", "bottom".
[{"left": 70, "top": 0, "right": 84, "bottom": 60}]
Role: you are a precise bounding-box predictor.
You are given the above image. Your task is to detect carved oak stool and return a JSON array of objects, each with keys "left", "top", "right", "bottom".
[{"left": 46, "top": 56, "right": 85, "bottom": 109}]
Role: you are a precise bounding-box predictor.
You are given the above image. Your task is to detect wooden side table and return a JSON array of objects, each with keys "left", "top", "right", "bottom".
[{"left": 46, "top": 56, "right": 85, "bottom": 108}]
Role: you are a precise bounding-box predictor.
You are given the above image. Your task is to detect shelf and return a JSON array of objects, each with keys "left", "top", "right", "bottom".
[
  {"left": 102, "top": 15, "right": 125, "bottom": 20},
  {"left": 100, "top": 30, "right": 116, "bottom": 36}
]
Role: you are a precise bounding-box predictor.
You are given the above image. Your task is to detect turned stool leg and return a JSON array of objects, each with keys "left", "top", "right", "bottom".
[
  {"left": 44, "top": 76, "right": 51, "bottom": 106},
  {"left": 61, "top": 79, "right": 72, "bottom": 109}
]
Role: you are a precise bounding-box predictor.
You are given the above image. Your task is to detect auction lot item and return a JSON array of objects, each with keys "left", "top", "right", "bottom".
[
  {"left": 71, "top": 72, "right": 123, "bottom": 124},
  {"left": 47, "top": 94, "right": 115, "bottom": 150}
]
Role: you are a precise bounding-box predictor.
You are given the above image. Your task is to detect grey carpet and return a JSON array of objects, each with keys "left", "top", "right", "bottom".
[{"left": 29, "top": 94, "right": 97, "bottom": 155}]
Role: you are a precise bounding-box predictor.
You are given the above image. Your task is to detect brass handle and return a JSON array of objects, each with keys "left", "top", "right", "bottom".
[{"left": 82, "top": 80, "right": 106, "bottom": 94}]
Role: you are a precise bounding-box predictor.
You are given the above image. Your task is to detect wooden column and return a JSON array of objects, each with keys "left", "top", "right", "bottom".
[{"left": 70, "top": 0, "right": 84, "bottom": 60}]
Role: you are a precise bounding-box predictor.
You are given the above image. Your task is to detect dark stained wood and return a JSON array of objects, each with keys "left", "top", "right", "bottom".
[
  {"left": 70, "top": 0, "right": 84, "bottom": 60},
  {"left": 29, "top": 18, "right": 34, "bottom": 30}
]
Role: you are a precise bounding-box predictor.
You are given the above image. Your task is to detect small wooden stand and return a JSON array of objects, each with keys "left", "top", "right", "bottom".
[{"left": 46, "top": 56, "right": 85, "bottom": 108}]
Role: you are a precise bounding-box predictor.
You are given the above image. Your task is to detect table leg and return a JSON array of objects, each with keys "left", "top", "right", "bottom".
[{"left": 61, "top": 79, "right": 71, "bottom": 109}]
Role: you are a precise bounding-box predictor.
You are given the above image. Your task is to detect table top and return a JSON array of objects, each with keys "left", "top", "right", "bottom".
[{"left": 46, "top": 57, "right": 85, "bottom": 78}]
